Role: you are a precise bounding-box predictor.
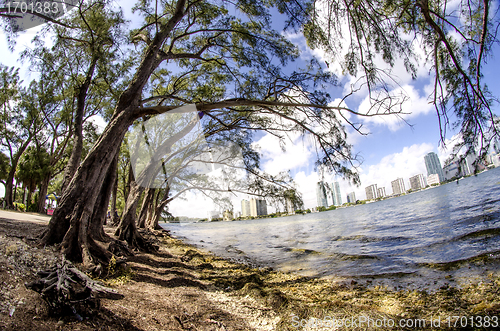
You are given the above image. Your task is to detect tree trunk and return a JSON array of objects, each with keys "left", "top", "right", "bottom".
[
  {"left": 145, "top": 186, "right": 170, "bottom": 231},
  {"left": 41, "top": 110, "right": 135, "bottom": 266},
  {"left": 40, "top": 0, "right": 189, "bottom": 267},
  {"left": 37, "top": 175, "right": 50, "bottom": 213},
  {"left": 27, "top": 189, "right": 33, "bottom": 209},
  {"left": 110, "top": 168, "right": 120, "bottom": 226},
  {"left": 137, "top": 187, "right": 155, "bottom": 228},
  {"left": 124, "top": 164, "right": 133, "bottom": 202},
  {"left": 89, "top": 153, "right": 118, "bottom": 242},
  {"left": 114, "top": 181, "right": 148, "bottom": 249},
  {"left": 4, "top": 168, "right": 16, "bottom": 208},
  {"left": 4, "top": 136, "right": 32, "bottom": 209},
  {"left": 146, "top": 199, "right": 169, "bottom": 231}
]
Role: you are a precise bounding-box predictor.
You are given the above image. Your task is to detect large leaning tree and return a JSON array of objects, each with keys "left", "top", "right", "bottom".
[
  {"left": 33, "top": 0, "right": 374, "bottom": 269},
  {"left": 1, "top": 0, "right": 497, "bottom": 269}
]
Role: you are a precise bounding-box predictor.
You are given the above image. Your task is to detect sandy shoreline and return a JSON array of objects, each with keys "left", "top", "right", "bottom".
[{"left": 1, "top": 211, "right": 500, "bottom": 330}]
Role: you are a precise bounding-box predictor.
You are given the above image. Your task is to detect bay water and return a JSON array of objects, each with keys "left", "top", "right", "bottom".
[{"left": 164, "top": 167, "right": 500, "bottom": 289}]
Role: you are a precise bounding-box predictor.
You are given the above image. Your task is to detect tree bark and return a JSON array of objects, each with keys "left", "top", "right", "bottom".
[
  {"left": 37, "top": 175, "right": 50, "bottom": 213},
  {"left": 41, "top": 110, "right": 135, "bottom": 266},
  {"left": 4, "top": 139, "right": 30, "bottom": 208},
  {"left": 146, "top": 197, "right": 169, "bottom": 231},
  {"left": 27, "top": 189, "right": 33, "bottom": 209},
  {"left": 145, "top": 186, "right": 170, "bottom": 231},
  {"left": 110, "top": 167, "right": 120, "bottom": 226},
  {"left": 137, "top": 187, "right": 155, "bottom": 228},
  {"left": 114, "top": 181, "right": 148, "bottom": 249},
  {"left": 89, "top": 153, "right": 118, "bottom": 242}
]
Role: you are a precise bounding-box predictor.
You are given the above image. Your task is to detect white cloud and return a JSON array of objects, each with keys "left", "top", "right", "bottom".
[
  {"left": 168, "top": 191, "right": 218, "bottom": 218},
  {"left": 293, "top": 171, "right": 321, "bottom": 208},
  {"left": 254, "top": 131, "right": 314, "bottom": 175},
  {"left": 170, "top": 142, "right": 442, "bottom": 214},
  {"left": 437, "top": 133, "right": 465, "bottom": 165}
]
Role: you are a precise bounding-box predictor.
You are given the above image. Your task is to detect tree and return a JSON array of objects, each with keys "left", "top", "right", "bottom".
[
  {"left": 15, "top": 146, "right": 51, "bottom": 210},
  {"left": 0, "top": 151, "right": 9, "bottom": 186},
  {"left": 129, "top": 110, "right": 302, "bottom": 233},
  {"left": 19, "top": 77, "right": 73, "bottom": 213},
  {"left": 33, "top": 0, "right": 379, "bottom": 270},
  {"left": 21, "top": 1, "right": 129, "bottom": 194},
  {"left": 0, "top": 65, "right": 39, "bottom": 209}
]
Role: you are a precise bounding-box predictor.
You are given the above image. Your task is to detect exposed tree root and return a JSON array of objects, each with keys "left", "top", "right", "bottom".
[
  {"left": 25, "top": 259, "right": 124, "bottom": 319},
  {"left": 116, "top": 222, "right": 158, "bottom": 253}
]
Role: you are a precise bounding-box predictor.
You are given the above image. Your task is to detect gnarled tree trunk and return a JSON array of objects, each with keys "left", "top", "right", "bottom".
[
  {"left": 40, "top": 0, "right": 193, "bottom": 268},
  {"left": 114, "top": 181, "right": 148, "bottom": 249},
  {"left": 110, "top": 169, "right": 120, "bottom": 226},
  {"left": 41, "top": 110, "right": 135, "bottom": 267},
  {"left": 145, "top": 186, "right": 171, "bottom": 231},
  {"left": 4, "top": 138, "right": 31, "bottom": 209},
  {"left": 37, "top": 175, "right": 50, "bottom": 213},
  {"left": 146, "top": 198, "right": 169, "bottom": 231},
  {"left": 137, "top": 187, "right": 155, "bottom": 228}
]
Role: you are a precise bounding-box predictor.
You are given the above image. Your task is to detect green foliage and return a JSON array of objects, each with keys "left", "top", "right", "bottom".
[
  {"left": 13, "top": 202, "right": 25, "bottom": 212},
  {"left": 287, "top": 0, "right": 499, "bottom": 158},
  {"left": 0, "top": 152, "right": 9, "bottom": 182},
  {"left": 16, "top": 146, "right": 51, "bottom": 193},
  {"left": 103, "top": 255, "right": 135, "bottom": 286}
]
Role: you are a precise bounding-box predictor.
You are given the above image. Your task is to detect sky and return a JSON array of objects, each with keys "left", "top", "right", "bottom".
[{"left": 1, "top": 2, "right": 499, "bottom": 216}]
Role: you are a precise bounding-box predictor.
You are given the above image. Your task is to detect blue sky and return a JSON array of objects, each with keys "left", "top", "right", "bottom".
[{"left": 1, "top": 3, "right": 499, "bottom": 216}]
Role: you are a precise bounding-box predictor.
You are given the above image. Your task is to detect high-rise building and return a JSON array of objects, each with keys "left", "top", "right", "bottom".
[
  {"left": 241, "top": 199, "right": 250, "bottom": 217},
  {"left": 409, "top": 174, "right": 426, "bottom": 191},
  {"left": 347, "top": 192, "right": 356, "bottom": 203},
  {"left": 331, "top": 181, "right": 342, "bottom": 206},
  {"left": 424, "top": 152, "right": 444, "bottom": 182},
  {"left": 316, "top": 181, "right": 328, "bottom": 207},
  {"left": 207, "top": 210, "right": 220, "bottom": 221},
  {"left": 365, "top": 184, "right": 378, "bottom": 200},
  {"left": 427, "top": 173, "right": 440, "bottom": 186},
  {"left": 443, "top": 152, "right": 481, "bottom": 179},
  {"left": 391, "top": 178, "right": 406, "bottom": 195},
  {"left": 377, "top": 187, "right": 386, "bottom": 198},
  {"left": 250, "top": 198, "right": 267, "bottom": 216}
]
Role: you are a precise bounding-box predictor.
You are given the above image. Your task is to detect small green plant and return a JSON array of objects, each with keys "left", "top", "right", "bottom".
[
  {"left": 107, "top": 255, "right": 117, "bottom": 276},
  {"left": 103, "top": 255, "right": 134, "bottom": 286},
  {"left": 13, "top": 202, "right": 26, "bottom": 212}
]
